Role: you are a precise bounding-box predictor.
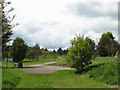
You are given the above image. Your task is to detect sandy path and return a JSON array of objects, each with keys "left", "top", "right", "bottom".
[{"left": 23, "top": 61, "right": 74, "bottom": 73}]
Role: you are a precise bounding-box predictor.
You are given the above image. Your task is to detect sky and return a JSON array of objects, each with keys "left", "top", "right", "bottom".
[{"left": 7, "top": 0, "right": 118, "bottom": 50}]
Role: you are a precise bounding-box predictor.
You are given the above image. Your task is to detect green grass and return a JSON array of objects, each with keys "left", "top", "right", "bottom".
[
  {"left": 0, "top": 67, "right": 2, "bottom": 89},
  {"left": 2, "top": 68, "right": 21, "bottom": 88},
  {"left": 0, "top": 61, "right": 2, "bottom": 67},
  {"left": 2, "top": 68, "right": 115, "bottom": 88},
  {"left": 91, "top": 57, "right": 114, "bottom": 66},
  {"left": 87, "top": 56, "right": 118, "bottom": 85},
  {"left": 52, "top": 56, "right": 118, "bottom": 86},
  {"left": 46, "top": 55, "right": 70, "bottom": 67},
  {"left": 2, "top": 57, "right": 56, "bottom": 67},
  {"left": 23, "top": 58, "right": 56, "bottom": 66},
  {"left": 2, "top": 56, "right": 118, "bottom": 88}
]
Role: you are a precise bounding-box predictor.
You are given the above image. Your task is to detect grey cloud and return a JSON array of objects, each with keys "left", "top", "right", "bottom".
[
  {"left": 11, "top": 30, "right": 34, "bottom": 46},
  {"left": 68, "top": 2, "right": 117, "bottom": 20},
  {"left": 24, "top": 24, "right": 42, "bottom": 34}
]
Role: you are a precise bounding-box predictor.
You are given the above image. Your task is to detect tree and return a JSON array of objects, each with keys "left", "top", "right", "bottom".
[
  {"left": 41, "top": 48, "right": 45, "bottom": 51},
  {"left": 85, "top": 37, "right": 95, "bottom": 52},
  {"left": 1, "top": 1, "right": 18, "bottom": 51},
  {"left": 10, "top": 37, "right": 28, "bottom": 68},
  {"left": 57, "top": 47, "right": 63, "bottom": 55},
  {"left": 26, "top": 47, "right": 35, "bottom": 60},
  {"left": 45, "top": 48, "right": 48, "bottom": 51},
  {"left": 42, "top": 50, "right": 49, "bottom": 60},
  {"left": 33, "top": 43, "right": 41, "bottom": 60},
  {"left": 1, "top": 1, "right": 18, "bottom": 59},
  {"left": 63, "top": 49, "right": 68, "bottom": 55},
  {"left": 97, "top": 32, "right": 120, "bottom": 56},
  {"left": 68, "top": 34, "right": 93, "bottom": 74},
  {"left": 53, "top": 49, "right": 56, "bottom": 53},
  {"left": 53, "top": 49, "right": 57, "bottom": 60}
]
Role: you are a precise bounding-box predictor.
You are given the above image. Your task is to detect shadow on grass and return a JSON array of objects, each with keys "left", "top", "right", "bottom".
[{"left": 75, "top": 63, "right": 105, "bottom": 74}]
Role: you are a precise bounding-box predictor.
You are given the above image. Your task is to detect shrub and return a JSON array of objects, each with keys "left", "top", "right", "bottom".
[{"left": 68, "top": 34, "right": 93, "bottom": 73}]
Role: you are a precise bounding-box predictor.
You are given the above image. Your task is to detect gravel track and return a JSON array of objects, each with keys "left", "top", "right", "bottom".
[{"left": 23, "top": 61, "right": 74, "bottom": 73}]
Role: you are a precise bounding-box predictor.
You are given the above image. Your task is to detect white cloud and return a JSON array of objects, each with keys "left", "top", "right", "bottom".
[{"left": 8, "top": 0, "right": 118, "bottom": 49}]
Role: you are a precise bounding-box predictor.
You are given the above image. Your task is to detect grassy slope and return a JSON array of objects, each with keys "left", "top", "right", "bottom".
[{"left": 87, "top": 57, "right": 118, "bottom": 86}]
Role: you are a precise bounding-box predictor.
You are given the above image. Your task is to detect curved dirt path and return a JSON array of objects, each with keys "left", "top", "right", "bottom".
[{"left": 23, "top": 61, "right": 74, "bottom": 73}]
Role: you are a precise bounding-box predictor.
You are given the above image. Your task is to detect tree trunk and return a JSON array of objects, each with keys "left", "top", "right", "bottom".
[{"left": 18, "top": 62, "right": 23, "bottom": 68}]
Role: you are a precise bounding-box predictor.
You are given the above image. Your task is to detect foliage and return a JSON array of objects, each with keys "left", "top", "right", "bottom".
[
  {"left": 53, "top": 49, "right": 56, "bottom": 53},
  {"left": 63, "top": 49, "right": 68, "bottom": 55},
  {"left": 33, "top": 43, "right": 42, "bottom": 60},
  {"left": 26, "top": 48, "right": 35, "bottom": 60},
  {"left": 97, "top": 32, "right": 120, "bottom": 57},
  {"left": 45, "top": 48, "right": 48, "bottom": 51},
  {"left": 68, "top": 34, "right": 93, "bottom": 73},
  {"left": 10, "top": 37, "right": 28, "bottom": 63},
  {"left": 57, "top": 47, "right": 63, "bottom": 55},
  {"left": 1, "top": 1, "right": 18, "bottom": 51},
  {"left": 85, "top": 37, "right": 95, "bottom": 53},
  {"left": 42, "top": 50, "right": 50, "bottom": 60}
]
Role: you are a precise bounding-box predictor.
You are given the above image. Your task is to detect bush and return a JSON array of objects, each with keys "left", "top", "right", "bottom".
[{"left": 68, "top": 34, "right": 93, "bottom": 73}]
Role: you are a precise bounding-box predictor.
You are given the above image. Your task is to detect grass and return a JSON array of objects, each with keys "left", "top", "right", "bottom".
[
  {"left": 2, "top": 56, "right": 119, "bottom": 88},
  {"left": 91, "top": 57, "right": 115, "bottom": 66},
  {"left": 0, "top": 67, "right": 2, "bottom": 89},
  {"left": 2, "top": 68, "right": 115, "bottom": 88},
  {"left": 53, "top": 56, "right": 119, "bottom": 86},
  {"left": 46, "top": 55, "right": 70, "bottom": 67},
  {"left": 23, "top": 58, "right": 56, "bottom": 66},
  {"left": 2, "top": 68, "right": 21, "bottom": 88},
  {"left": 2, "top": 57, "right": 56, "bottom": 67},
  {"left": 87, "top": 57, "right": 118, "bottom": 85}
]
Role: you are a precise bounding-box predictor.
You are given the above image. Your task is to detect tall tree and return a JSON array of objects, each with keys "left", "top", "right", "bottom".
[
  {"left": 57, "top": 47, "right": 63, "bottom": 55},
  {"left": 1, "top": 1, "right": 18, "bottom": 58},
  {"left": 63, "top": 49, "right": 68, "bottom": 55},
  {"left": 97, "top": 32, "right": 120, "bottom": 56},
  {"left": 10, "top": 37, "right": 28, "bottom": 68},
  {"left": 26, "top": 47, "right": 35, "bottom": 60},
  {"left": 53, "top": 49, "right": 56, "bottom": 53},
  {"left": 85, "top": 37, "right": 95, "bottom": 52},
  {"left": 42, "top": 50, "right": 49, "bottom": 60},
  {"left": 45, "top": 48, "right": 48, "bottom": 51},
  {"left": 33, "top": 43, "right": 41, "bottom": 60},
  {"left": 53, "top": 49, "right": 57, "bottom": 60}
]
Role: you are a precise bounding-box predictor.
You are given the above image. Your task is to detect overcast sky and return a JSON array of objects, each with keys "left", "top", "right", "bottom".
[{"left": 8, "top": 0, "right": 118, "bottom": 50}]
